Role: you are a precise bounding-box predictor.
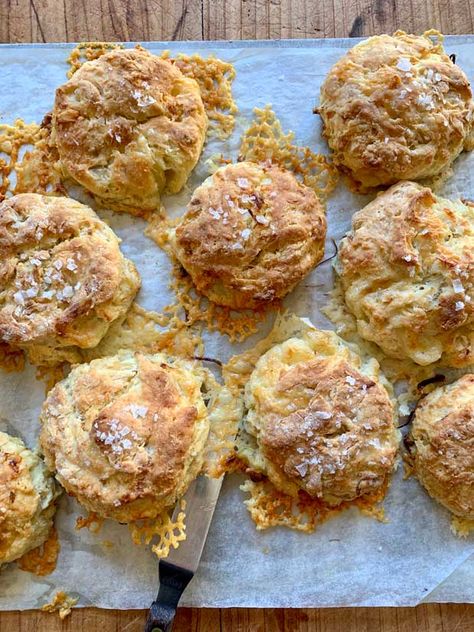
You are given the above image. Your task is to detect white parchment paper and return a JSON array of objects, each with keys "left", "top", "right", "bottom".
[{"left": 0, "top": 37, "right": 473, "bottom": 609}]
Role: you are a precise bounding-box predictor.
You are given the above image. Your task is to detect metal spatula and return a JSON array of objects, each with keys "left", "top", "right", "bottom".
[{"left": 144, "top": 475, "right": 223, "bottom": 632}]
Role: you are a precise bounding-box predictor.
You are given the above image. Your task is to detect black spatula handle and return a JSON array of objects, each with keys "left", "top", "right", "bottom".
[{"left": 144, "top": 561, "right": 194, "bottom": 632}]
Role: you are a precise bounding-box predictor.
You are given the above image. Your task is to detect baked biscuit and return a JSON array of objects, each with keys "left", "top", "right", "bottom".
[
  {"left": 410, "top": 374, "right": 474, "bottom": 520},
  {"left": 170, "top": 161, "right": 327, "bottom": 309},
  {"left": 336, "top": 181, "right": 474, "bottom": 367},
  {"left": 40, "top": 351, "right": 210, "bottom": 522},
  {"left": 0, "top": 432, "right": 59, "bottom": 567},
  {"left": 52, "top": 48, "right": 208, "bottom": 215},
  {"left": 0, "top": 193, "right": 140, "bottom": 364},
  {"left": 318, "top": 31, "right": 474, "bottom": 189},
  {"left": 239, "top": 328, "right": 399, "bottom": 505}
]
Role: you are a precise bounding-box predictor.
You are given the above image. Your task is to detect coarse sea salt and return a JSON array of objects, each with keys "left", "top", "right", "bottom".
[
  {"left": 13, "top": 291, "right": 25, "bottom": 305},
  {"left": 313, "top": 410, "right": 332, "bottom": 420},
  {"left": 295, "top": 462, "right": 308, "bottom": 477},
  {"left": 132, "top": 90, "right": 156, "bottom": 107},
  {"left": 452, "top": 278, "right": 465, "bottom": 293},
  {"left": 24, "top": 287, "right": 38, "bottom": 298},
  {"left": 209, "top": 208, "right": 221, "bottom": 220},
  {"left": 127, "top": 403, "right": 148, "bottom": 419},
  {"left": 396, "top": 57, "right": 412, "bottom": 72},
  {"left": 417, "top": 93, "right": 435, "bottom": 109},
  {"left": 399, "top": 403, "right": 411, "bottom": 416}
]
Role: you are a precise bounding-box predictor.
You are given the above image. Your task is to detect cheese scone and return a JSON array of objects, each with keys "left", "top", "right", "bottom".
[
  {"left": 317, "top": 31, "right": 474, "bottom": 189},
  {"left": 40, "top": 351, "right": 210, "bottom": 523},
  {"left": 52, "top": 48, "right": 208, "bottom": 215},
  {"left": 171, "top": 161, "right": 327, "bottom": 309},
  {"left": 0, "top": 194, "right": 140, "bottom": 365},
  {"left": 336, "top": 182, "right": 474, "bottom": 367},
  {"left": 239, "top": 328, "right": 399, "bottom": 505},
  {"left": 0, "top": 432, "right": 59, "bottom": 567},
  {"left": 410, "top": 374, "right": 474, "bottom": 520}
]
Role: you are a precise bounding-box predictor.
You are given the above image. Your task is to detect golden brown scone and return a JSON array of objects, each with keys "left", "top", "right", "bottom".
[
  {"left": 0, "top": 193, "right": 141, "bottom": 364},
  {"left": 336, "top": 181, "right": 474, "bottom": 367},
  {"left": 238, "top": 328, "right": 399, "bottom": 505},
  {"left": 318, "top": 31, "right": 474, "bottom": 189},
  {"left": 410, "top": 374, "right": 474, "bottom": 520},
  {"left": 0, "top": 432, "right": 59, "bottom": 567},
  {"left": 170, "top": 161, "right": 327, "bottom": 309},
  {"left": 52, "top": 48, "right": 208, "bottom": 215},
  {"left": 39, "top": 351, "right": 210, "bottom": 522}
]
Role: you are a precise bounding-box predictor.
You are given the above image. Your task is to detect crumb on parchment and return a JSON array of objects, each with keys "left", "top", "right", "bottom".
[{"left": 41, "top": 591, "right": 78, "bottom": 620}]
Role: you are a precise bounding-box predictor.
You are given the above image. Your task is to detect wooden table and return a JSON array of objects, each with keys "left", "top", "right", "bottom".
[{"left": 1, "top": 1, "right": 474, "bottom": 630}]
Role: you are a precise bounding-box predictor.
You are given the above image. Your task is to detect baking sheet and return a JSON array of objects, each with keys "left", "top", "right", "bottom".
[{"left": 0, "top": 37, "right": 473, "bottom": 609}]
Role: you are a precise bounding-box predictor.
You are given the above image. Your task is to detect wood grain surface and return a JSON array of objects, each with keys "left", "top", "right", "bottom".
[{"left": 1, "top": 1, "right": 474, "bottom": 631}]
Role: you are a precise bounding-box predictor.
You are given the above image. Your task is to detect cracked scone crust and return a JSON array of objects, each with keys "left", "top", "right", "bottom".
[
  {"left": 240, "top": 329, "right": 399, "bottom": 505},
  {"left": 318, "top": 31, "right": 474, "bottom": 189},
  {"left": 410, "top": 374, "right": 474, "bottom": 520},
  {"left": 40, "top": 351, "right": 210, "bottom": 522},
  {"left": 171, "top": 161, "right": 327, "bottom": 309},
  {"left": 337, "top": 181, "right": 474, "bottom": 367},
  {"left": 0, "top": 432, "right": 59, "bottom": 566},
  {"left": 52, "top": 48, "right": 208, "bottom": 215},
  {"left": 0, "top": 193, "right": 141, "bottom": 363}
]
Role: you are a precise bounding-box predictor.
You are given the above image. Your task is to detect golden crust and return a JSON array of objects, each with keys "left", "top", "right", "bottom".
[
  {"left": 318, "top": 32, "right": 474, "bottom": 189},
  {"left": 52, "top": 49, "right": 208, "bottom": 215},
  {"left": 171, "top": 161, "right": 327, "bottom": 309},
  {"left": 39, "top": 351, "right": 210, "bottom": 522},
  {"left": 240, "top": 329, "right": 399, "bottom": 506},
  {"left": 411, "top": 374, "right": 474, "bottom": 520},
  {"left": 337, "top": 181, "right": 474, "bottom": 367},
  {"left": 0, "top": 194, "right": 140, "bottom": 363},
  {"left": 0, "top": 432, "right": 59, "bottom": 566}
]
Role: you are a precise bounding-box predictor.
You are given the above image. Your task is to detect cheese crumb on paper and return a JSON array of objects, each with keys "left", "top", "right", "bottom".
[{"left": 41, "top": 591, "right": 78, "bottom": 619}]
